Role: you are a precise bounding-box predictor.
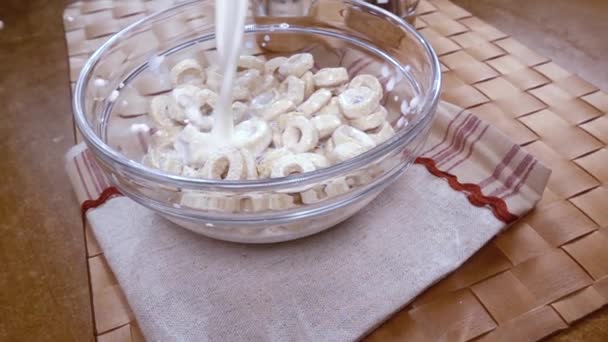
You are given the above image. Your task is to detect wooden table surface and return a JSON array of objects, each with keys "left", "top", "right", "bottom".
[{"left": 0, "top": 0, "right": 605, "bottom": 340}]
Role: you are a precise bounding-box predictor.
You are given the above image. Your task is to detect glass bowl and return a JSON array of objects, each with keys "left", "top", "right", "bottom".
[{"left": 73, "top": 0, "right": 441, "bottom": 243}]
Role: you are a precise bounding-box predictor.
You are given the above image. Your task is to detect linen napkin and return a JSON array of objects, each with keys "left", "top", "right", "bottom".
[{"left": 65, "top": 102, "right": 549, "bottom": 342}]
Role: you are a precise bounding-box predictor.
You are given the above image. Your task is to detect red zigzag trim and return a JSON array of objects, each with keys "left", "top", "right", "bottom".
[
  {"left": 81, "top": 186, "right": 123, "bottom": 216},
  {"left": 415, "top": 157, "right": 519, "bottom": 224}
]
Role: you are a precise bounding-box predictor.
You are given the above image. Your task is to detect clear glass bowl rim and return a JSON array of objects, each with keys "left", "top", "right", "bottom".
[{"left": 73, "top": 0, "right": 442, "bottom": 191}]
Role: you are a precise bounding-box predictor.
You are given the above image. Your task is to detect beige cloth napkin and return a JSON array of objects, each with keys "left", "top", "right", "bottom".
[{"left": 65, "top": 102, "right": 549, "bottom": 342}]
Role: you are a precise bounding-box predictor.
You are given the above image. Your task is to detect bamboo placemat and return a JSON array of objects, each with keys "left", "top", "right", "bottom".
[{"left": 63, "top": 0, "right": 608, "bottom": 340}]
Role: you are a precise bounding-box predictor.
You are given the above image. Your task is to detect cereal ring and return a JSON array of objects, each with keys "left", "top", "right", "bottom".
[
  {"left": 315, "top": 97, "right": 345, "bottom": 120},
  {"left": 268, "top": 193, "right": 295, "bottom": 210},
  {"left": 270, "top": 154, "right": 316, "bottom": 178},
  {"left": 181, "top": 192, "right": 238, "bottom": 212},
  {"left": 239, "top": 194, "right": 270, "bottom": 212},
  {"left": 256, "top": 148, "right": 293, "bottom": 178},
  {"left": 278, "top": 53, "right": 314, "bottom": 77},
  {"left": 258, "top": 98, "right": 295, "bottom": 121},
  {"left": 272, "top": 123, "right": 283, "bottom": 148},
  {"left": 151, "top": 126, "right": 181, "bottom": 149},
  {"left": 297, "top": 88, "right": 332, "bottom": 116},
  {"left": 350, "top": 106, "right": 387, "bottom": 131},
  {"left": 232, "top": 118, "right": 273, "bottom": 156},
  {"left": 281, "top": 116, "right": 319, "bottom": 153},
  {"left": 300, "top": 186, "right": 325, "bottom": 204},
  {"left": 368, "top": 122, "right": 395, "bottom": 144},
  {"left": 205, "top": 66, "right": 222, "bottom": 92},
  {"left": 313, "top": 67, "right": 348, "bottom": 88},
  {"left": 311, "top": 114, "right": 342, "bottom": 139},
  {"left": 237, "top": 68, "right": 262, "bottom": 86},
  {"left": 238, "top": 55, "right": 265, "bottom": 71},
  {"left": 181, "top": 165, "right": 203, "bottom": 178},
  {"left": 201, "top": 146, "right": 247, "bottom": 180},
  {"left": 170, "top": 58, "right": 205, "bottom": 86},
  {"left": 232, "top": 101, "right": 249, "bottom": 124},
  {"left": 253, "top": 74, "right": 278, "bottom": 96},
  {"left": 280, "top": 76, "right": 306, "bottom": 106},
  {"left": 240, "top": 148, "right": 259, "bottom": 180},
  {"left": 324, "top": 177, "right": 350, "bottom": 197},
  {"left": 172, "top": 85, "right": 215, "bottom": 128},
  {"left": 331, "top": 125, "right": 376, "bottom": 149},
  {"left": 349, "top": 74, "right": 383, "bottom": 99},
  {"left": 327, "top": 141, "right": 368, "bottom": 163},
  {"left": 301, "top": 71, "right": 315, "bottom": 98},
  {"left": 338, "top": 87, "right": 380, "bottom": 119},
  {"left": 143, "top": 148, "right": 184, "bottom": 175},
  {"left": 173, "top": 124, "right": 215, "bottom": 167},
  {"left": 150, "top": 94, "right": 181, "bottom": 127},
  {"left": 298, "top": 152, "right": 331, "bottom": 169},
  {"left": 276, "top": 111, "right": 304, "bottom": 130},
  {"left": 265, "top": 56, "right": 287, "bottom": 75}
]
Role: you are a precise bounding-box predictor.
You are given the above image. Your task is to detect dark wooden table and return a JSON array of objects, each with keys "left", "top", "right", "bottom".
[{"left": 0, "top": 0, "right": 605, "bottom": 340}]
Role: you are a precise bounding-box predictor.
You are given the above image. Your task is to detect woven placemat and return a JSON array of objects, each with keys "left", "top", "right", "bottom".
[{"left": 63, "top": 0, "right": 608, "bottom": 340}]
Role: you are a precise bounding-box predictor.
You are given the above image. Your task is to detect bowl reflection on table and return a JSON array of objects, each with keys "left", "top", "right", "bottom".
[{"left": 73, "top": 0, "right": 441, "bottom": 243}]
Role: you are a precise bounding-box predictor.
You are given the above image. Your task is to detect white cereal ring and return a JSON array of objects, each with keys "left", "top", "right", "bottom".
[
  {"left": 198, "top": 88, "right": 218, "bottom": 108},
  {"left": 240, "top": 148, "right": 259, "bottom": 180},
  {"left": 173, "top": 124, "right": 215, "bottom": 167},
  {"left": 281, "top": 116, "right": 319, "bottom": 153},
  {"left": 350, "top": 106, "right": 387, "bottom": 131},
  {"left": 258, "top": 98, "right": 295, "bottom": 121},
  {"left": 313, "top": 67, "right": 349, "bottom": 88},
  {"left": 301, "top": 71, "right": 315, "bottom": 98},
  {"left": 278, "top": 53, "right": 314, "bottom": 77},
  {"left": 170, "top": 58, "right": 205, "bottom": 86},
  {"left": 349, "top": 74, "right": 383, "bottom": 99},
  {"left": 181, "top": 192, "right": 238, "bottom": 212},
  {"left": 324, "top": 177, "right": 351, "bottom": 197},
  {"left": 331, "top": 125, "right": 376, "bottom": 149},
  {"left": 143, "top": 148, "right": 184, "bottom": 175},
  {"left": 205, "top": 66, "right": 222, "bottom": 92},
  {"left": 172, "top": 85, "right": 216, "bottom": 128},
  {"left": 232, "top": 101, "right": 249, "bottom": 124},
  {"left": 279, "top": 76, "right": 306, "bottom": 106},
  {"left": 338, "top": 87, "right": 380, "bottom": 119},
  {"left": 300, "top": 186, "right": 325, "bottom": 204},
  {"left": 276, "top": 111, "right": 304, "bottom": 130},
  {"left": 298, "top": 152, "right": 331, "bottom": 169},
  {"left": 232, "top": 118, "right": 273, "bottom": 156},
  {"left": 256, "top": 148, "right": 293, "bottom": 178},
  {"left": 265, "top": 56, "right": 287, "bottom": 75},
  {"left": 268, "top": 193, "right": 295, "bottom": 210},
  {"left": 323, "top": 138, "right": 335, "bottom": 155},
  {"left": 327, "top": 141, "right": 368, "bottom": 163},
  {"left": 346, "top": 170, "right": 374, "bottom": 187},
  {"left": 232, "top": 86, "right": 251, "bottom": 101},
  {"left": 172, "top": 84, "right": 202, "bottom": 108},
  {"left": 368, "top": 122, "right": 395, "bottom": 144},
  {"left": 238, "top": 55, "right": 265, "bottom": 71},
  {"left": 181, "top": 165, "right": 203, "bottom": 178},
  {"left": 315, "top": 97, "right": 345, "bottom": 119},
  {"left": 272, "top": 123, "right": 283, "bottom": 148},
  {"left": 150, "top": 94, "right": 181, "bottom": 127},
  {"left": 311, "top": 114, "right": 342, "bottom": 139},
  {"left": 297, "top": 88, "right": 332, "bottom": 116},
  {"left": 253, "top": 74, "right": 278, "bottom": 95},
  {"left": 239, "top": 194, "right": 270, "bottom": 212},
  {"left": 236, "top": 69, "right": 262, "bottom": 92},
  {"left": 270, "top": 154, "right": 316, "bottom": 178},
  {"left": 201, "top": 146, "right": 246, "bottom": 180},
  {"left": 151, "top": 126, "right": 181, "bottom": 149}
]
